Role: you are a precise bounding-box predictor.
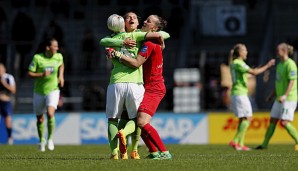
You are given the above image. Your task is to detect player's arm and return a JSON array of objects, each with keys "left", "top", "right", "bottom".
[
  {"left": 120, "top": 54, "right": 147, "bottom": 68},
  {"left": 0, "top": 77, "right": 16, "bottom": 94},
  {"left": 100, "top": 37, "right": 136, "bottom": 48},
  {"left": 145, "top": 32, "right": 165, "bottom": 49},
  {"left": 58, "top": 63, "right": 65, "bottom": 88},
  {"left": 248, "top": 59, "right": 275, "bottom": 76},
  {"left": 278, "top": 79, "right": 295, "bottom": 103},
  {"left": 158, "top": 31, "right": 170, "bottom": 40}
]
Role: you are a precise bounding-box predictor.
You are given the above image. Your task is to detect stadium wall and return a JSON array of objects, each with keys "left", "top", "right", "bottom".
[
  {"left": 0, "top": 112, "right": 208, "bottom": 144},
  {"left": 1, "top": 112, "right": 297, "bottom": 145}
]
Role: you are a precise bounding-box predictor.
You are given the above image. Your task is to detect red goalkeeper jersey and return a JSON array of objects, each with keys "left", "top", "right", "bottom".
[{"left": 138, "top": 41, "right": 164, "bottom": 84}]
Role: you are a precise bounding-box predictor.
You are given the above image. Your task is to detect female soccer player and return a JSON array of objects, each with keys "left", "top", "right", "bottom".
[
  {"left": 101, "top": 12, "right": 170, "bottom": 160},
  {"left": 229, "top": 43, "right": 275, "bottom": 151},
  {"left": 28, "top": 38, "right": 64, "bottom": 152},
  {"left": 101, "top": 14, "right": 165, "bottom": 159},
  {"left": 107, "top": 15, "right": 172, "bottom": 159},
  {"left": 0, "top": 63, "right": 16, "bottom": 145},
  {"left": 256, "top": 43, "right": 298, "bottom": 150}
]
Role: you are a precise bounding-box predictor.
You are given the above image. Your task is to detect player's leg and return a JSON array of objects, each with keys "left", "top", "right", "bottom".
[
  {"left": 130, "top": 125, "right": 141, "bottom": 158},
  {"left": 138, "top": 113, "right": 171, "bottom": 159},
  {"left": 46, "top": 90, "right": 60, "bottom": 151},
  {"left": 257, "top": 101, "right": 280, "bottom": 149},
  {"left": 122, "top": 83, "right": 144, "bottom": 159},
  {"left": 237, "top": 117, "right": 251, "bottom": 150},
  {"left": 230, "top": 95, "right": 252, "bottom": 150},
  {"left": 280, "top": 101, "right": 298, "bottom": 150},
  {"left": 34, "top": 93, "right": 46, "bottom": 151},
  {"left": 106, "top": 84, "right": 124, "bottom": 159},
  {"left": 108, "top": 118, "right": 119, "bottom": 159},
  {"left": 2, "top": 101, "right": 13, "bottom": 144}
]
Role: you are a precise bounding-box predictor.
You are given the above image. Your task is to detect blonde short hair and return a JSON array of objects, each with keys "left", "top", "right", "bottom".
[{"left": 107, "top": 14, "right": 125, "bottom": 33}]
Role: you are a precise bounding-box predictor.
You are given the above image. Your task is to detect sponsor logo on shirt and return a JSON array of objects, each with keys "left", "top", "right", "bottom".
[
  {"left": 141, "top": 46, "right": 148, "bottom": 53},
  {"left": 290, "top": 70, "right": 296, "bottom": 77}
]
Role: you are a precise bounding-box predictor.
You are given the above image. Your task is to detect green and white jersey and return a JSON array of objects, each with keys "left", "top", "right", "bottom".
[
  {"left": 275, "top": 58, "right": 297, "bottom": 101},
  {"left": 230, "top": 59, "right": 251, "bottom": 96},
  {"left": 101, "top": 31, "right": 147, "bottom": 84},
  {"left": 28, "top": 53, "right": 63, "bottom": 95}
]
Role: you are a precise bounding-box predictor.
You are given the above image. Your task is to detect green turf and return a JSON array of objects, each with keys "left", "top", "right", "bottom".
[{"left": 1, "top": 144, "right": 298, "bottom": 171}]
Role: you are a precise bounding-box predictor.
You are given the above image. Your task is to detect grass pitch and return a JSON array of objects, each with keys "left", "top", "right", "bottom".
[{"left": 1, "top": 144, "right": 298, "bottom": 171}]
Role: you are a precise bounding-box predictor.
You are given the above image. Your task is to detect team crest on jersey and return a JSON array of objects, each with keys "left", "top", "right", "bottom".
[{"left": 141, "top": 46, "right": 148, "bottom": 53}]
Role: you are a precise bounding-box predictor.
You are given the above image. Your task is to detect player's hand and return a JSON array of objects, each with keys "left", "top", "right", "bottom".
[
  {"left": 278, "top": 95, "right": 287, "bottom": 103},
  {"left": 123, "top": 38, "right": 136, "bottom": 48},
  {"left": 105, "top": 48, "right": 114, "bottom": 59},
  {"left": 43, "top": 70, "right": 51, "bottom": 77},
  {"left": 267, "top": 59, "right": 275, "bottom": 67},
  {"left": 59, "top": 76, "right": 64, "bottom": 88},
  {"left": 265, "top": 95, "right": 274, "bottom": 102}
]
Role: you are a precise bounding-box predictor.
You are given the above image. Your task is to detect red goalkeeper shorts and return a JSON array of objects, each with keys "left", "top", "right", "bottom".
[{"left": 138, "top": 82, "right": 166, "bottom": 116}]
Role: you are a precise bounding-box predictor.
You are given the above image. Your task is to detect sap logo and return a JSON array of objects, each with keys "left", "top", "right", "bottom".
[
  {"left": 80, "top": 118, "right": 108, "bottom": 139},
  {"left": 13, "top": 118, "right": 38, "bottom": 139},
  {"left": 151, "top": 118, "right": 194, "bottom": 139}
]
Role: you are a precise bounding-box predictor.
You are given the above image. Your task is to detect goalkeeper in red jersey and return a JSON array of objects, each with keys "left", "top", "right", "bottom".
[{"left": 107, "top": 15, "right": 172, "bottom": 160}]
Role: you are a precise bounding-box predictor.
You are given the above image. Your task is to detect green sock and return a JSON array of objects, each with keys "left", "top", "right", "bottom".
[
  {"left": 37, "top": 121, "right": 45, "bottom": 143},
  {"left": 47, "top": 117, "right": 55, "bottom": 140},
  {"left": 123, "top": 120, "right": 136, "bottom": 136},
  {"left": 108, "top": 120, "right": 119, "bottom": 155},
  {"left": 262, "top": 123, "right": 276, "bottom": 147},
  {"left": 233, "top": 123, "right": 241, "bottom": 143},
  {"left": 238, "top": 120, "right": 250, "bottom": 146},
  {"left": 131, "top": 126, "right": 141, "bottom": 151},
  {"left": 285, "top": 123, "right": 298, "bottom": 144}
]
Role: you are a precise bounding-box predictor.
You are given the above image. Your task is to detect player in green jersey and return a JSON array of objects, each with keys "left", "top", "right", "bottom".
[
  {"left": 256, "top": 43, "right": 298, "bottom": 150},
  {"left": 229, "top": 43, "right": 275, "bottom": 151},
  {"left": 102, "top": 12, "right": 170, "bottom": 160},
  {"left": 28, "top": 38, "right": 64, "bottom": 152},
  {"left": 101, "top": 14, "right": 164, "bottom": 160}
]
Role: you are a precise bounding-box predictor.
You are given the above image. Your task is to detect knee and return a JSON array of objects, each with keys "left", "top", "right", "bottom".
[
  {"left": 37, "top": 116, "right": 44, "bottom": 123},
  {"left": 281, "top": 120, "right": 289, "bottom": 127},
  {"left": 137, "top": 118, "right": 147, "bottom": 128}
]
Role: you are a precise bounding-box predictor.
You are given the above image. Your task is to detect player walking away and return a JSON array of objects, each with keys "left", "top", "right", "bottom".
[
  {"left": 107, "top": 15, "right": 172, "bottom": 160},
  {"left": 0, "top": 63, "right": 16, "bottom": 145},
  {"left": 28, "top": 38, "right": 64, "bottom": 152},
  {"left": 101, "top": 14, "right": 164, "bottom": 160},
  {"left": 229, "top": 43, "right": 275, "bottom": 151},
  {"left": 256, "top": 43, "right": 298, "bottom": 150}
]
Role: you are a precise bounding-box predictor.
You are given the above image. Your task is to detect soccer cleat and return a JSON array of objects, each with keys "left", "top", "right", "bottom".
[
  {"left": 229, "top": 141, "right": 241, "bottom": 150},
  {"left": 120, "top": 152, "right": 128, "bottom": 160},
  {"left": 130, "top": 150, "right": 140, "bottom": 159},
  {"left": 110, "top": 153, "right": 119, "bottom": 160},
  {"left": 8, "top": 137, "right": 13, "bottom": 145},
  {"left": 295, "top": 144, "right": 298, "bottom": 151},
  {"left": 38, "top": 141, "right": 46, "bottom": 152},
  {"left": 47, "top": 139, "right": 54, "bottom": 151},
  {"left": 118, "top": 129, "right": 127, "bottom": 155},
  {"left": 145, "top": 152, "right": 160, "bottom": 159},
  {"left": 255, "top": 145, "right": 267, "bottom": 150},
  {"left": 153, "top": 151, "right": 172, "bottom": 160},
  {"left": 240, "top": 145, "right": 251, "bottom": 151}
]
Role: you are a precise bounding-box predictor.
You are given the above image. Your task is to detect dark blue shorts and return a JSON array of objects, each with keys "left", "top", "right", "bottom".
[{"left": 0, "top": 101, "right": 13, "bottom": 117}]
